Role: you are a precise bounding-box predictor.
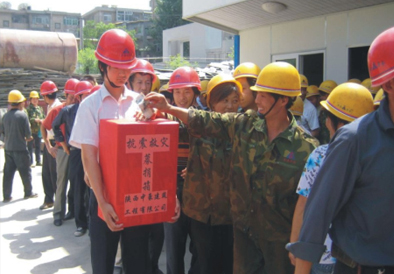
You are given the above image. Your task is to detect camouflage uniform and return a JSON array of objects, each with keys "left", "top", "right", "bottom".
[
  {"left": 183, "top": 134, "right": 232, "bottom": 225},
  {"left": 26, "top": 104, "right": 45, "bottom": 134},
  {"left": 187, "top": 109, "right": 318, "bottom": 274},
  {"left": 318, "top": 109, "right": 330, "bottom": 145}
]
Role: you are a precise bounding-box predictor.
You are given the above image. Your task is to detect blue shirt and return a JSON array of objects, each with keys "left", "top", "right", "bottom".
[
  {"left": 286, "top": 97, "right": 394, "bottom": 266},
  {"left": 52, "top": 103, "right": 79, "bottom": 146}
]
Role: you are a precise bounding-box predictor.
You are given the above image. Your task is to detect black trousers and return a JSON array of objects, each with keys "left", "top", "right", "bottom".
[
  {"left": 27, "top": 133, "right": 41, "bottom": 165},
  {"left": 3, "top": 150, "right": 32, "bottom": 199},
  {"left": 190, "top": 218, "right": 233, "bottom": 274},
  {"left": 68, "top": 149, "right": 87, "bottom": 228},
  {"left": 41, "top": 145, "right": 57, "bottom": 204},
  {"left": 149, "top": 223, "right": 164, "bottom": 273},
  {"left": 89, "top": 191, "right": 153, "bottom": 274}
]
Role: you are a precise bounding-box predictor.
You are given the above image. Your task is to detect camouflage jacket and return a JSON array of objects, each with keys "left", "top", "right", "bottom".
[
  {"left": 27, "top": 104, "right": 45, "bottom": 134},
  {"left": 187, "top": 109, "right": 318, "bottom": 242},
  {"left": 164, "top": 113, "right": 190, "bottom": 195},
  {"left": 182, "top": 132, "right": 233, "bottom": 225}
]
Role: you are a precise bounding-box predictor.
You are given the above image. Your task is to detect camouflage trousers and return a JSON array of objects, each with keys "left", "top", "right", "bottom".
[{"left": 233, "top": 227, "right": 294, "bottom": 274}]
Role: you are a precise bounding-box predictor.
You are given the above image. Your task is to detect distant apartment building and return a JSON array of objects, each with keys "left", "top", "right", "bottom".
[
  {"left": 163, "top": 23, "right": 234, "bottom": 67},
  {"left": 0, "top": 6, "right": 81, "bottom": 38},
  {"left": 82, "top": 5, "right": 155, "bottom": 58}
]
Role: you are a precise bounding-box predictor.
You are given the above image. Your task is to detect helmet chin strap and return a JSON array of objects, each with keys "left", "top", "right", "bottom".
[
  {"left": 258, "top": 96, "right": 279, "bottom": 119},
  {"left": 104, "top": 69, "right": 122, "bottom": 88}
]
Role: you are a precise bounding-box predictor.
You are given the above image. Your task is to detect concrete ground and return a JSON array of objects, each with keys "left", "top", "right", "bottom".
[{"left": 0, "top": 148, "right": 191, "bottom": 274}]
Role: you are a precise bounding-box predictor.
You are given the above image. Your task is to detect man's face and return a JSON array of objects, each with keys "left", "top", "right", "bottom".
[
  {"left": 173, "top": 87, "right": 196, "bottom": 109},
  {"left": 106, "top": 66, "right": 133, "bottom": 87},
  {"left": 237, "top": 77, "right": 255, "bottom": 110},
  {"left": 130, "top": 73, "right": 152, "bottom": 95},
  {"left": 65, "top": 93, "right": 75, "bottom": 105},
  {"left": 255, "top": 92, "right": 285, "bottom": 119},
  {"left": 30, "top": 98, "right": 39, "bottom": 106}
]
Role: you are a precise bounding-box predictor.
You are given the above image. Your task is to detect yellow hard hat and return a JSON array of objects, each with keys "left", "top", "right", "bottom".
[
  {"left": 29, "top": 91, "right": 40, "bottom": 99},
  {"left": 233, "top": 62, "right": 261, "bottom": 79},
  {"left": 361, "top": 78, "right": 380, "bottom": 94},
  {"left": 306, "top": 85, "right": 320, "bottom": 98},
  {"left": 251, "top": 62, "right": 301, "bottom": 97},
  {"left": 347, "top": 78, "right": 361, "bottom": 84},
  {"left": 151, "top": 78, "right": 161, "bottom": 92},
  {"left": 299, "top": 74, "right": 308, "bottom": 88},
  {"left": 373, "top": 88, "right": 385, "bottom": 106},
  {"left": 319, "top": 80, "right": 338, "bottom": 94},
  {"left": 289, "top": 96, "right": 304, "bottom": 116},
  {"left": 159, "top": 83, "right": 169, "bottom": 93},
  {"left": 8, "top": 90, "right": 26, "bottom": 103},
  {"left": 200, "top": 80, "right": 209, "bottom": 92},
  {"left": 206, "top": 74, "right": 242, "bottom": 108},
  {"left": 320, "top": 83, "right": 374, "bottom": 122}
]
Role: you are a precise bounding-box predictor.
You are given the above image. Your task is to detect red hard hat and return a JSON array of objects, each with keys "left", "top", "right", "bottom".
[
  {"left": 130, "top": 59, "right": 157, "bottom": 82},
  {"left": 75, "top": 81, "right": 93, "bottom": 96},
  {"left": 89, "top": 85, "right": 101, "bottom": 95},
  {"left": 64, "top": 78, "right": 80, "bottom": 94},
  {"left": 40, "top": 80, "right": 58, "bottom": 95},
  {"left": 95, "top": 29, "right": 137, "bottom": 69},
  {"left": 168, "top": 67, "right": 201, "bottom": 92},
  {"left": 368, "top": 26, "right": 394, "bottom": 87}
]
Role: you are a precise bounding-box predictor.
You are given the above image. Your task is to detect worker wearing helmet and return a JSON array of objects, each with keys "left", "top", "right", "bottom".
[
  {"left": 39, "top": 80, "right": 61, "bottom": 211},
  {"left": 288, "top": 83, "right": 374, "bottom": 274},
  {"left": 69, "top": 29, "right": 168, "bottom": 274},
  {"left": 196, "top": 79, "right": 209, "bottom": 110},
  {"left": 299, "top": 75, "right": 320, "bottom": 138},
  {"left": 233, "top": 62, "right": 261, "bottom": 111},
  {"left": 41, "top": 79, "right": 77, "bottom": 227},
  {"left": 146, "top": 61, "right": 317, "bottom": 274},
  {"left": 305, "top": 85, "right": 320, "bottom": 108},
  {"left": 2, "top": 90, "right": 37, "bottom": 202},
  {"left": 182, "top": 74, "right": 242, "bottom": 273},
  {"left": 159, "top": 66, "right": 201, "bottom": 274},
  {"left": 128, "top": 59, "right": 163, "bottom": 274},
  {"left": 26, "top": 91, "right": 45, "bottom": 166},
  {"left": 288, "top": 26, "right": 394, "bottom": 274},
  {"left": 128, "top": 59, "right": 157, "bottom": 95},
  {"left": 52, "top": 80, "right": 94, "bottom": 238},
  {"left": 317, "top": 80, "right": 338, "bottom": 145},
  {"left": 290, "top": 96, "right": 310, "bottom": 135}
]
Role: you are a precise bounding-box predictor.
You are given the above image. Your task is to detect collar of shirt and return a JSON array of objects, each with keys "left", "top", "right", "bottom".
[
  {"left": 48, "top": 98, "right": 61, "bottom": 113},
  {"left": 252, "top": 112, "right": 298, "bottom": 143},
  {"left": 377, "top": 97, "right": 394, "bottom": 131},
  {"left": 98, "top": 84, "right": 138, "bottom": 103}
]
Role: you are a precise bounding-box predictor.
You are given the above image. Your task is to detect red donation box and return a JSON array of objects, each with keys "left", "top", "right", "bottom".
[{"left": 99, "top": 119, "right": 179, "bottom": 227}]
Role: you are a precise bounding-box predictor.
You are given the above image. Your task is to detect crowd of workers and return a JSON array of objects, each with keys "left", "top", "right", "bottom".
[{"left": 1, "top": 25, "right": 394, "bottom": 274}]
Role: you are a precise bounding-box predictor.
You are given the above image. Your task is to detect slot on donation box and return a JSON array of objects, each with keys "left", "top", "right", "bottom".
[{"left": 99, "top": 119, "right": 179, "bottom": 227}]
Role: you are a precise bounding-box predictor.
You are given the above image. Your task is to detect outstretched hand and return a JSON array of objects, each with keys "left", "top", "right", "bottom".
[{"left": 144, "top": 92, "right": 170, "bottom": 112}]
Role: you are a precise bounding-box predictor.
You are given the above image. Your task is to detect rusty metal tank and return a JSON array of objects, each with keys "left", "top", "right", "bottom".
[{"left": 0, "top": 29, "right": 77, "bottom": 74}]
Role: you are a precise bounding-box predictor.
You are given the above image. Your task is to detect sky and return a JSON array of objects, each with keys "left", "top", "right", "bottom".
[{"left": 4, "top": 0, "right": 152, "bottom": 14}]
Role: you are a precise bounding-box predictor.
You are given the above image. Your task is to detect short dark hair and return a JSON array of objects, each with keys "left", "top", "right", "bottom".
[
  {"left": 325, "top": 109, "right": 348, "bottom": 131},
  {"left": 270, "top": 93, "right": 295, "bottom": 109},
  {"left": 246, "top": 77, "right": 258, "bottom": 99},
  {"left": 45, "top": 92, "right": 57, "bottom": 100},
  {"left": 98, "top": 61, "right": 108, "bottom": 79}
]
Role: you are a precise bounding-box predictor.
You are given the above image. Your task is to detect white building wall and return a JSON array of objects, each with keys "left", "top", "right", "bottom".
[
  {"left": 163, "top": 22, "right": 232, "bottom": 65},
  {"left": 183, "top": 0, "right": 243, "bottom": 18},
  {"left": 239, "top": 2, "right": 394, "bottom": 84}
]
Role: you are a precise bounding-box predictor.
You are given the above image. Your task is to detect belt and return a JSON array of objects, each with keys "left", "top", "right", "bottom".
[
  {"left": 332, "top": 243, "right": 394, "bottom": 273},
  {"left": 70, "top": 147, "right": 79, "bottom": 151}
]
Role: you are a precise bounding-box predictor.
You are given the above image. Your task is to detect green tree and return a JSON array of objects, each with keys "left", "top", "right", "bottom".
[
  {"left": 78, "top": 21, "right": 136, "bottom": 74},
  {"left": 77, "top": 48, "right": 99, "bottom": 75},
  {"left": 82, "top": 20, "right": 137, "bottom": 50},
  {"left": 150, "top": 0, "right": 190, "bottom": 56}
]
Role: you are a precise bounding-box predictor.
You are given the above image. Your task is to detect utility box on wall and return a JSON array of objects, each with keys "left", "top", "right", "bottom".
[{"left": 99, "top": 119, "right": 179, "bottom": 227}]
